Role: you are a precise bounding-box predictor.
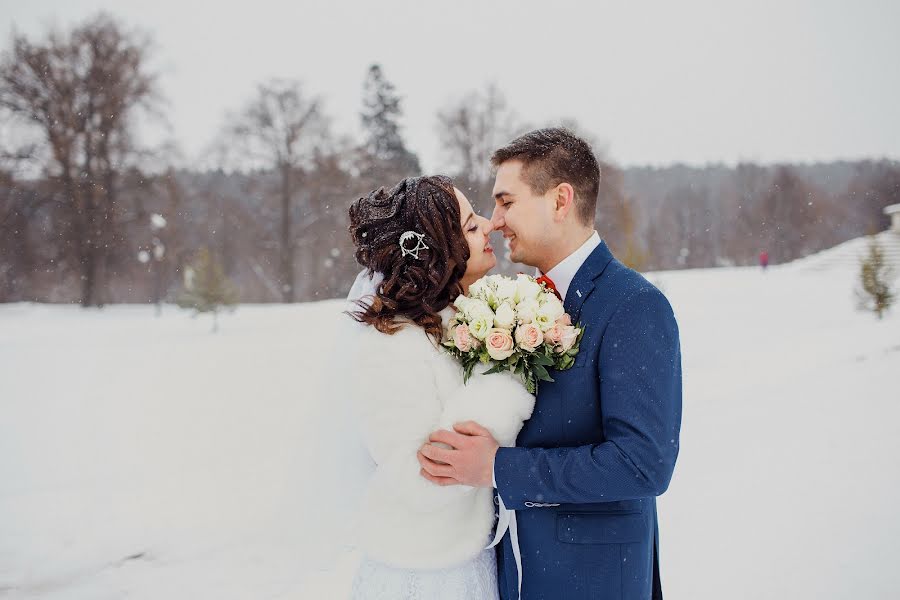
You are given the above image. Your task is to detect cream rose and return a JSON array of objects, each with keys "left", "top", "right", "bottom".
[
  {"left": 493, "top": 302, "right": 516, "bottom": 329},
  {"left": 464, "top": 298, "right": 493, "bottom": 320},
  {"left": 515, "top": 322, "right": 544, "bottom": 352},
  {"left": 515, "top": 297, "right": 539, "bottom": 324},
  {"left": 453, "top": 323, "right": 476, "bottom": 352},
  {"left": 544, "top": 323, "right": 564, "bottom": 350},
  {"left": 559, "top": 326, "right": 580, "bottom": 352},
  {"left": 515, "top": 274, "right": 542, "bottom": 302},
  {"left": 453, "top": 294, "right": 472, "bottom": 313},
  {"left": 495, "top": 277, "right": 518, "bottom": 304},
  {"left": 468, "top": 277, "right": 492, "bottom": 303},
  {"left": 486, "top": 328, "right": 516, "bottom": 360}
]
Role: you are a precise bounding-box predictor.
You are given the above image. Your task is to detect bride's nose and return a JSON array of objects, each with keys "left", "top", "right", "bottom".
[{"left": 480, "top": 216, "right": 494, "bottom": 235}]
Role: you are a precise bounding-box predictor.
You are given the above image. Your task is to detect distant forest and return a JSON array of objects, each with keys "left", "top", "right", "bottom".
[{"left": 2, "top": 14, "right": 898, "bottom": 304}]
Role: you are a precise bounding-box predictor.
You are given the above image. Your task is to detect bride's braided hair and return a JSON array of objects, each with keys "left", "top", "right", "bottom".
[{"left": 348, "top": 175, "right": 470, "bottom": 343}]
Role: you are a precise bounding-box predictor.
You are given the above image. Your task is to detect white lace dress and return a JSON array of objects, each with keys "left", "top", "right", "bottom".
[{"left": 350, "top": 546, "right": 499, "bottom": 600}]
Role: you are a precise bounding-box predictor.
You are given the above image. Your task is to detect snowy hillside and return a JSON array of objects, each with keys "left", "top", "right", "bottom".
[{"left": 1, "top": 252, "right": 899, "bottom": 599}]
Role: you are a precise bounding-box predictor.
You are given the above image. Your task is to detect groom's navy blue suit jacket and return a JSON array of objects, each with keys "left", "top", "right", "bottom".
[{"left": 495, "top": 241, "right": 682, "bottom": 600}]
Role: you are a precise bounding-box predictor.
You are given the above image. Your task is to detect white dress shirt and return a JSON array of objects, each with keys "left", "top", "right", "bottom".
[{"left": 540, "top": 231, "right": 602, "bottom": 302}]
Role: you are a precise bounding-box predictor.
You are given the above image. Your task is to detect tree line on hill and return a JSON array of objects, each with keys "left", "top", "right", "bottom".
[{"left": 2, "top": 14, "right": 898, "bottom": 306}]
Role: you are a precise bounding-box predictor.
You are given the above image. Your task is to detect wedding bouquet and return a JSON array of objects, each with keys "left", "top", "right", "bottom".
[{"left": 442, "top": 274, "right": 584, "bottom": 394}]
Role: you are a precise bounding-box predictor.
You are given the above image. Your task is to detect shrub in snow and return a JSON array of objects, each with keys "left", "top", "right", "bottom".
[
  {"left": 856, "top": 236, "right": 894, "bottom": 320},
  {"left": 177, "top": 247, "right": 238, "bottom": 332}
]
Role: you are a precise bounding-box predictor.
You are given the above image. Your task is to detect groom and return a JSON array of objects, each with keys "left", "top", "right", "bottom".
[{"left": 418, "top": 128, "right": 682, "bottom": 599}]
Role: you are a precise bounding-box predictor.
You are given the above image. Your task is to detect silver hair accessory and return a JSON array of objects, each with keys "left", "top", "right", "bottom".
[{"left": 399, "top": 230, "right": 429, "bottom": 259}]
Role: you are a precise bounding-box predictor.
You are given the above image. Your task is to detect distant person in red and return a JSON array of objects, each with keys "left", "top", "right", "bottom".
[{"left": 759, "top": 250, "right": 769, "bottom": 270}]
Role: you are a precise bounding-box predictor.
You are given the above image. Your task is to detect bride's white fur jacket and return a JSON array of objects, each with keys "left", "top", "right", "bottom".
[{"left": 349, "top": 313, "right": 535, "bottom": 569}]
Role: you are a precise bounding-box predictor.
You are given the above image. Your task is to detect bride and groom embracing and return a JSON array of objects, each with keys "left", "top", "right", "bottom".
[{"left": 342, "top": 128, "right": 682, "bottom": 600}]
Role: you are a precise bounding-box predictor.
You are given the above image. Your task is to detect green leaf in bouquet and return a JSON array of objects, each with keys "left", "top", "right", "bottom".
[
  {"left": 533, "top": 352, "right": 554, "bottom": 367},
  {"left": 483, "top": 362, "right": 506, "bottom": 375},
  {"left": 525, "top": 374, "right": 536, "bottom": 394},
  {"left": 533, "top": 363, "right": 555, "bottom": 383},
  {"left": 556, "top": 355, "right": 575, "bottom": 371},
  {"left": 463, "top": 359, "right": 476, "bottom": 383}
]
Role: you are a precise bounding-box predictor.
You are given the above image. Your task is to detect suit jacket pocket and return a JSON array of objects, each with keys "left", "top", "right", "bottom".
[{"left": 556, "top": 511, "right": 645, "bottom": 544}]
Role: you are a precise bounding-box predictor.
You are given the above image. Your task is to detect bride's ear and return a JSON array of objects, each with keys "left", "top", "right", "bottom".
[{"left": 553, "top": 183, "right": 576, "bottom": 222}]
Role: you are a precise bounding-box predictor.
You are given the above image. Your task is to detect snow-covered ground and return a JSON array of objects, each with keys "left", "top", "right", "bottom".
[{"left": 1, "top": 252, "right": 899, "bottom": 599}]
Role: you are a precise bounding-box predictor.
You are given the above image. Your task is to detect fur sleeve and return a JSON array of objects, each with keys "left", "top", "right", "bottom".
[
  {"left": 437, "top": 367, "right": 535, "bottom": 447},
  {"left": 352, "top": 328, "right": 473, "bottom": 511}
]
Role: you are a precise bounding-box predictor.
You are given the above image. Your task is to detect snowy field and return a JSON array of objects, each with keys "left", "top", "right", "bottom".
[{"left": 2, "top": 252, "right": 899, "bottom": 599}]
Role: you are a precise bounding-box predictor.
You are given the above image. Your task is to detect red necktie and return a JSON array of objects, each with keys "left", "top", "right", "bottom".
[{"left": 536, "top": 275, "right": 562, "bottom": 301}]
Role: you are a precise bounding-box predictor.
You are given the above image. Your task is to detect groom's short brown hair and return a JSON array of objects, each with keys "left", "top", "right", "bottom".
[{"left": 491, "top": 127, "right": 600, "bottom": 226}]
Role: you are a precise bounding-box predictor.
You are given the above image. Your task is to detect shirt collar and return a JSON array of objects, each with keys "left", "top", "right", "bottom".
[{"left": 537, "top": 231, "right": 602, "bottom": 302}]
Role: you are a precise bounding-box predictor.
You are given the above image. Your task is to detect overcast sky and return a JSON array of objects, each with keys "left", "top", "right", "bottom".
[{"left": 2, "top": 0, "right": 899, "bottom": 171}]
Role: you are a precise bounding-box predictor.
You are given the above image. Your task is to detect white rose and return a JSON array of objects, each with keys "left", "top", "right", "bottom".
[
  {"left": 468, "top": 277, "right": 491, "bottom": 302},
  {"left": 493, "top": 302, "right": 516, "bottom": 329},
  {"left": 495, "top": 277, "right": 518, "bottom": 304},
  {"left": 535, "top": 296, "right": 565, "bottom": 331},
  {"left": 465, "top": 298, "right": 494, "bottom": 321},
  {"left": 515, "top": 297, "right": 540, "bottom": 324},
  {"left": 453, "top": 295, "right": 471, "bottom": 313},
  {"left": 515, "top": 274, "right": 542, "bottom": 302}
]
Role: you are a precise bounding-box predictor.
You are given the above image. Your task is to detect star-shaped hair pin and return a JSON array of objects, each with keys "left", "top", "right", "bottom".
[{"left": 399, "top": 230, "right": 429, "bottom": 259}]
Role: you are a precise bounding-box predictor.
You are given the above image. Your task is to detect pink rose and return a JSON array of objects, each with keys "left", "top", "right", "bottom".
[
  {"left": 557, "top": 313, "right": 572, "bottom": 327},
  {"left": 559, "top": 326, "right": 580, "bottom": 352},
  {"left": 486, "top": 328, "right": 516, "bottom": 360},
  {"left": 515, "top": 322, "right": 544, "bottom": 353},
  {"left": 453, "top": 323, "right": 476, "bottom": 352},
  {"left": 544, "top": 323, "right": 564, "bottom": 351}
]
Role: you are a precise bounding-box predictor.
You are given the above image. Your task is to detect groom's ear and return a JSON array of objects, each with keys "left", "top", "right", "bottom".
[{"left": 552, "top": 183, "right": 576, "bottom": 222}]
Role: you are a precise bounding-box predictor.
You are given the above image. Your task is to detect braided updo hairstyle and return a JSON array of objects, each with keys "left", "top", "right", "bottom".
[{"left": 348, "top": 175, "right": 470, "bottom": 343}]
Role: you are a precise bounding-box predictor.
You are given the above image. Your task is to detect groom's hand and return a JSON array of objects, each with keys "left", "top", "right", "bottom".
[{"left": 417, "top": 421, "right": 499, "bottom": 488}]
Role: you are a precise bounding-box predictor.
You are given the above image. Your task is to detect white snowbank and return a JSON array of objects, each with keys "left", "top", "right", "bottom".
[{"left": 1, "top": 258, "right": 898, "bottom": 599}]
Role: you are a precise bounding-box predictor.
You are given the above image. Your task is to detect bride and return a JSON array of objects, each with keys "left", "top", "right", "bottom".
[{"left": 343, "top": 175, "right": 534, "bottom": 599}]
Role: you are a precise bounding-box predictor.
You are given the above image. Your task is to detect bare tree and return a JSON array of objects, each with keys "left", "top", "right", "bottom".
[
  {"left": 227, "top": 79, "right": 327, "bottom": 302},
  {"left": 0, "top": 13, "right": 159, "bottom": 306},
  {"left": 436, "top": 84, "right": 525, "bottom": 212}
]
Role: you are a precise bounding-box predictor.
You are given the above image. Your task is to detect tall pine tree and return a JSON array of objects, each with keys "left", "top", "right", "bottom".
[{"left": 359, "top": 64, "right": 420, "bottom": 183}]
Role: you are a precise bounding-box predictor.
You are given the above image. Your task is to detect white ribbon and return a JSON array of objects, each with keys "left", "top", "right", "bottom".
[{"left": 486, "top": 494, "right": 522, "bottom": 599}]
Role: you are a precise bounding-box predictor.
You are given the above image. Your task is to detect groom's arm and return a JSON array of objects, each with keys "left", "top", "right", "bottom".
[{"left": 494, "top": 287, "right": 682, "bottom": 509}]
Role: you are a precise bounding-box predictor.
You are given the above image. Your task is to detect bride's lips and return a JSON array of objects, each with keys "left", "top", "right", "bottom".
[{"left": 484, "top": 243, "right": 494, "bottom": 254}]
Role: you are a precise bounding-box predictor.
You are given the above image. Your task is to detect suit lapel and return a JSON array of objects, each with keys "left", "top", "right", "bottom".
[{"left": 563, "top": 240, "right": 615, "bottom": 324}]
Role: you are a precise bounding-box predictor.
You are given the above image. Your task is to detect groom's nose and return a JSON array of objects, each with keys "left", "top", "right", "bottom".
[{"left": 490, "top": 207, "right": 505, "bottom": 231}]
